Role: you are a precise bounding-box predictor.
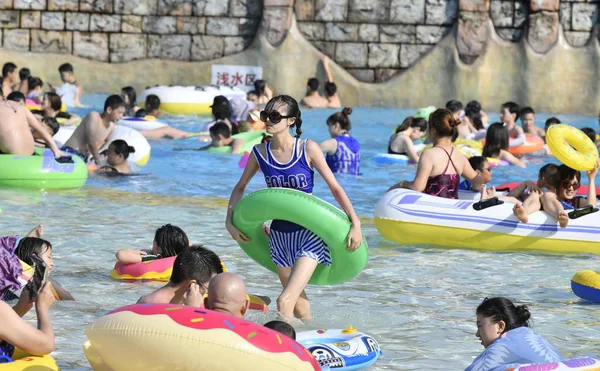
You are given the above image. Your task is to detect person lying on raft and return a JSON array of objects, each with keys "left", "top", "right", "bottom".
[
  {"left": 388, "top": 109, "right": 485, "bottom": 199},
  {"left": 482, "top": 123, "right": 526, "bottom": 168},
  {"left": 116, "top": 224, "right": 189, "bottom": 265},
  {"left": 97, "top": 140, "right": 135, "bottom": 175},
  {"left": 62, "top": 95, "right": 124, "bottom": 164},
  {"left": 465, "top": 297, "right": 562, "bottom": 371},
  {"left": 137, "top": 245, "right": 224, "bottom": 306},
  {"left": 197, "top": 121, "right": 246, "bottom": 154},
  {"left": 131, "top": 108, "right": 191, "bottom": 140},
  {"left": 203, "top": 272, "right": 249, "bottom": 319},
  {"left": 387, "top": 116, "right": 427, "bottom": 163}
]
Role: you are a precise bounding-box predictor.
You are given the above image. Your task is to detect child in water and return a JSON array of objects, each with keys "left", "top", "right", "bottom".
[
  {"left": 98, "top": 140, "right": 135, "bottom": 174},
  {"left": 116, "top": 224, "right": 190, "bottom": 265},
  {"left": 482, "top": 123, "right": 526, "bottom": 168},
  {"left": 520, "top": 107, "right": 544, "bottom": 137},
  {"left": 387, "top": 116, "right": 427, "bottom": 163},
  {"left": 319, "top": 107, "right": 360, "bottom": 175},
  {"left": 197, "top": 121, "right": 246, "bottom": 154},
  {"left": 226, "top": 95, "right": 363, "bottom": 321}
]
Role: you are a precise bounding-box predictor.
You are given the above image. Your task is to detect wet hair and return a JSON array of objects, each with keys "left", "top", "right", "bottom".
[
  {"left": 264, "top": 95, "right": 303, "bottom": 137},
  {"left": 394, "top": 116, "right": 427, "bottom": 134},
  {"left": 154, "top": 224, "right": 189, "bottom": 258},
  {"left": 42, "top": 117, "right": 60, "bottom": 135},
  {"left": 109, "top": 139, "right": 135, "bottom": 160},
  {"left": 326, "top": 107, "right": 353, "bottom": 131},
  {"left": 307, "top": 78, "right": 319, "bottom": 93},
  {"left": 247, "top": 90, "right": 258, "bottom": 99},
  {"left": 46, "top": 92, "right": 62, "bottom": 111},
  {"left": 468, "top": 156, "right": 487, "bottom": 172},
  {"left": 15, "top": 237, "right": 52, "bottom": 267},
  {"left": 134, "top": 108, "right": 148, "bottom": 118},
  {"left": 482, "top": 123, "right": 509, "bottom": 158},
  {"left": 581, "top": 127, "right": 596, "bottom": 144},
  {"left": 169, "top": 244, "right": 223, "bottom": 285},
  {"left": 520, "top": 107, "right": 535, "bottom": 118},
  {"left": 501, "top": 102, "right": 520, "bottom": 121},
  {"left": 324, "top": 81, "right": 337, "bottom": 97},
  {"left": 209, "top": 121, "right": 231, "bottom": 139},
  {"left": 465, "top": 100, "right": 484, "bottom": 130},
  {"left": 476, "top": 297, "right": 530, "bottom": 333},
  {"left": 445, "top": 100, "right": 463, "bottom": 114},
  {"left": 58, "top": 63, "right": 73, "bottom": 73},
  {"left": 6, "top": 91, "right": 25, "bottom": 103},
  {"left": 104, "top": 94, "right": 126, "bottom": 112},
  {"left": 121, "top": 86, "right": 137, "bottom": 108},
  {"left": 539, "top": 163, "right": 559, "bottom": 182},
  {"left": 19, "top": 68, "right": 30, "bottom": 81},
  {"left": 2, "top": 62, "right": 17, "bottom": 78},
  {"left": 552, "top": 164, "right": 581, "bottom": 191},
  {"left": 544, "top": 117, "right": 561, "bottom": 133},
  {"left": 212, "top": 95, "right": 231, "bottom": 121},
  {"left": 145, "top": 94, "right": 160, "bottom": 112},
  {"left": 28, "top": 77, "right": 43, "bottom": 91},
  {"left": 254, "top": 79, "right": 267, "bottom": 96},
  {"left": 264, "top": 320, "right": 296, "bottom": 340},
  {"left": 429, "top": 108, "right": 461, "bottom": 138}
]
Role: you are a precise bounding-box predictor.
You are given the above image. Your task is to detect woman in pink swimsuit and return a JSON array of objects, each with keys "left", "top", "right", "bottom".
[{"left": 390, "top": 108, "right": 484, "bottom": 199}]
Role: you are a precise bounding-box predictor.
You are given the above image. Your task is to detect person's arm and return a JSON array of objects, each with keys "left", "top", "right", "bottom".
[
  {"left": 319, "top": 138, "right": 337, "bottom": 155},
  {"left": 115, "top": 249, "right": 149, "bottom": 264},
  {"left": 388, "top": 150, "right": 434, "bottom": 192},
  {"left": 322, "top": 56, "right": 334, "bottom": 83},
  {"left": 12, "top": 290, "right": 33, "bottom": 317},
  {"left": 230, "top": 139, "right": 246, "bottom": 155},
  {"left": 509, "top": 127, "right": 526, "bottom": 147},
  {"left": 581, "top": 160, "right": 599, "bottom": 207},
  {"left": 405, "top": 139, "right": 420, "bottom": 163},
  {"left": 306, "top": 140, "right": 362, "bottom": 250},
  {"left": 499, "top": 149, "right": 526, "bottom": 168},
  {"left": 86, "top": 118, "right": 112, "bottom": 165},
  {"left": 75, "top": 82, "right": 83, "bottom": 107},
  {"left": 0, "top": 282, "right": 55, "bottom": 356},
  {"left": 506, "top": 180, "right": 538, "bottom": 198},
  {"left": 225, "top": 149, "right": 260, "bottom": 243},
  {"left": 264, "top": 86, "right": 273, "bottom": 100},
  {"left": 24, "top": 109, "right": 64, "bottom": 157}
]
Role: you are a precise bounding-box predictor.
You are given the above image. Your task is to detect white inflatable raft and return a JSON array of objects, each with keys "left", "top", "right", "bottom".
[
  {"left": 140, "top": 85, "right": 247, "bottom": 115},
  {"left": 374, "top": 189, "right": 600, "bottom": 254},
  {"left": 116, "top": 117, "right": 166, "bottom": 131}
]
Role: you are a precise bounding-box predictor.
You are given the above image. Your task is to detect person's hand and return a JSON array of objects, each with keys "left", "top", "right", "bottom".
[
  {"left": 587, "top": 159, "right": 599, "bottom": 178},
  {"left": 226, "top": 223, "right": 251, "bottom": 244},
  {"left": 35, "top": 282, "right": 56, "bottom": 311},
  {"left": 523, "top": 181, "right": 540, "bottom": 193},
  {"left": 52, "top": 149, "right": 66, "bottom": 159},
  {"left": 346, "top": 224, "right": 363, "bottom": 251},
  {"left": 183, "top": 282, "right": 204, "bottom": 307}
]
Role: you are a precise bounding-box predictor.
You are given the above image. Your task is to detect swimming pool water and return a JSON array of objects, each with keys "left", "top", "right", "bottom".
[{"left": 1, "top": 95, "right": 599, "bottom": 370}]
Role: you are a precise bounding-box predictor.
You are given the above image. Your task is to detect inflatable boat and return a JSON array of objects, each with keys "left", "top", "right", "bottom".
[{"left": 374, "top": 189, "right": 600, "bottom": 254}]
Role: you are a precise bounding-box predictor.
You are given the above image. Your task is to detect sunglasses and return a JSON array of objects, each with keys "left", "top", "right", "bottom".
[
  {"left": 561, "top": 181, "right": 580, "bottom": 190},
  {"left": 260, "top": 111, "right": 294, "bottom": 124}
]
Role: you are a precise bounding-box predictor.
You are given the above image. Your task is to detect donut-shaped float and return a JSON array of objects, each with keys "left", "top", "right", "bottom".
[
  {"left": 507, "top": 134, "right": 544, "bottom": 156},
  {"left": 547, "top": 124, "right": 599, "bottom": 171},
  {"left": 504, "top": 357, "right": 600, "bottom": 370}
]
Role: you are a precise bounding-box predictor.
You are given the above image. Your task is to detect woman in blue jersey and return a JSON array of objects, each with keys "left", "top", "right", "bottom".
[
  {"left": 466, "top": 297, "right": 562, "bottom": 371},
  {"left": 320, "top": 107, "right": 360, "bottom": 175},
  {"left": 226, "top": 95, "right": 363, "bottom": 321}
]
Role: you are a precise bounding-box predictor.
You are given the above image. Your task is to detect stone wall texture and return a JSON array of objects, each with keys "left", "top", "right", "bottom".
[{"left": 0, "top": 0, "right": 598, "bottom": 83}]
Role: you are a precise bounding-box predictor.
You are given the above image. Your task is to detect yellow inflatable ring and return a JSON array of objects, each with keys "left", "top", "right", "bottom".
[
  {"left": 546, "top": 124, "right": 599, "bottom": 171},
  {"left": 1, "top": 348, "right": 59, "bottom": 370}
]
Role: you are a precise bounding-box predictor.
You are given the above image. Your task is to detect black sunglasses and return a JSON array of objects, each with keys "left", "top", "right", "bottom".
[{"left": 260, "top": 111, "right": 294, "bottom": 124}]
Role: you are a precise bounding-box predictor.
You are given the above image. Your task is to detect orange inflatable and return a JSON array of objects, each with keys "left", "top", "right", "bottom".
[{"left": 508, "top": 134, "right": 544, "bottom": 156}]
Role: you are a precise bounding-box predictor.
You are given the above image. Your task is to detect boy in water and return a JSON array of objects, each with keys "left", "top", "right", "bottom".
[
  {"left": 301, "top": 78, "right": 329, "bottom": 108},
  {"left": 264, "top": 321, "right": 296, "bottom": 339},
  {"left": 145, "top": 94, "right": 160, "bottom": 117},
  {"left": 520, "top": 107, "right": 544, "bottom": 137},
  {"left": 500, "top": 102, "right": 525, "bottom": 147},
  {"left": 1, "top": 63, "right": 17, "bottom": 96},
  {"left": 50, "top": 63, "right": 82, "bottom": 108},
  {"left": 116, "top": 224, "right": 189, "bottom": 265},
  {"left": 17, "top": 68, "right": 30, "bottom": 95},
  {"left": 197, "top": 121, "right": 245, "bottom": 154},
  {"left": 62, "top": 95, "right": 125, "bottom": 164}
]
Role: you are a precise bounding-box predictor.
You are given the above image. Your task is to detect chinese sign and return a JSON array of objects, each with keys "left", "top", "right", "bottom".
[{"left": 210, "top": 65, "right": 263, "bottom": 92}]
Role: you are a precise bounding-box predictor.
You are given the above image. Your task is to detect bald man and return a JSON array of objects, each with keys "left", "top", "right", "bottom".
[{"left": 204, "top": 273, "right": 249, "bottom": 318}]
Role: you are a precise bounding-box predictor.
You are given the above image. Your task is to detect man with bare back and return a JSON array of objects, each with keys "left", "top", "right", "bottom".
[
  {"left": 0, "top": 98, "right": 64, "bottom": 157},
  {"left": 62, "top": 95, "right": 125, "bottom": 164}
]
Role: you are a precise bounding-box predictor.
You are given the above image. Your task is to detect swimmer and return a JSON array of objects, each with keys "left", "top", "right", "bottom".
[
  {"left": 466, "top": 297, "right": 562, "bottom": 371},
  {"left": 387, "top": 116, "right": 427, "bottom": 163},
  {"left": 512, "top": 164, "right": 559, "bottom": 223},
  {"left": 500, "top": 101, "right": 526, "bottom": 147},
  {"left": 463, "top": 100, "right": 488, "bottom": 140},
  {"left": 15, "top": 237, "right": 54, "bottom": 274},
  {"left": 204, "top": 272, "right": 249, "bottom": 319},
  {"left": 322, "top": 56, "right": 341, "bottom": 109},
  {"left": 197, "top": 121, "right": 245, "bottom": 154},
  {"left": 264, "top": 320, "right": 296, "bottom": 340},
  {"left": 0, "top": 96, "right": 65, "bottom": 157},
  {"left": 97, "top": 139, "right": 135, "bottom": 174},
  {"left": 62, "top": 95, "right": 125, "bottom": 164},
  {"left": 254, "top": 79, "right": 273, "bottom": 104},
  {"left": 459, "top": 157, "right": 492, "bottom": 192},
  {"left": 390, "top": 109, "right": 484, "bottom": 199},
  {"left": 121, "top": 86, "right": 141, "bottom": 117},
  {"left": 540, "top": 162, "right": 598, "bottom": 228},
  {"left": 520, "top": 107, "right": 544, "bottom": 137},
  {"left": 1, "top": 62, "right": 17, "bottom": 96},
  {"left": 542, "top": 117, "right": 561, "bottom": 155},
  {"left": 32, "top": 93, "right": 80, "bottom": 126},
  {"left": 6, "top": 91, "right": 25, "bottom": 105},
  {"left": 26, "top": 77, "right": 44, "bottom": 104},
  {"left": 116, "top": 224, "right": 189, "bottom": 265},
  {"left": 49, "top": 63, "right": 82, "bottom": 108},
  {"left": 301, "top": 78, "right": 329, "bottom": 109},
  {"left": 33, "top": 117, "right": 59, "bottom": 147},
  {"left": 137, "top": 245, "right": 223, "bottom": 306},
  {"left": 247, "top": 90, "right": 259, "bottom": 105},
  {"left": 17, "top": 68, "right": 30, "bottom": 95},
  {"left": 482, "top": 123, "right": 526, "bottom": 168},
  {"left": 320, "top": 107, "right": 360, "bottom": 175},
  {"left": 145, "top": 94, "right": 161, "bottom": 117}
]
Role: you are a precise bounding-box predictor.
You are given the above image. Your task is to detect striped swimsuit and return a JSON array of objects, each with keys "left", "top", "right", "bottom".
[{"left": 253, "top": 138, "right": 332, "bottom": 267}]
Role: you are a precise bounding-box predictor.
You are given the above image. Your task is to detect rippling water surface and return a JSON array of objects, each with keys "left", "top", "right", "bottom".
[{"left": 2, "top": 95, "right": 599, "bottom": 370}]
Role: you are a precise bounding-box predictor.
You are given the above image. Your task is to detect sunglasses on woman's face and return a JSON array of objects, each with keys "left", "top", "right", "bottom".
[
  {"left": 561, "top": 181, "right": 580, "bottom": 190},
  {"left": 260, "top": 110, "right": 294, "bottom": 124}
]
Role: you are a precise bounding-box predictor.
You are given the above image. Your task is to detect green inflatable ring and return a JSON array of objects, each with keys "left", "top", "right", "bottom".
[
  {"left": 232, "top": 188, "right": 368, "bottom": 285},
  {"left": 0, "top": 148, "right": 88, "bottom": 189},
  {"left": 208, "top": 130, "right": 265, "bottom": 154}
]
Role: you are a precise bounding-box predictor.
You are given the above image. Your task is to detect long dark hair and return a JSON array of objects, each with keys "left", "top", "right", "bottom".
[
  {"left": 326, "top": 107, "right": 353, "bottom": 131},
  {"left": 394, "top": 116, "right": 427, "bottom": 134},
  {"left": 482, "top": 122, "right": 509, "bottom": 157},
  {"left": 121, "top": 86, "right": 137, "bottom": 114},
  {"left": 109, "top": 139, "right": 135, "bottom": 160},
  {"left": 254, "top": 79, "right": 267, "bottom": 96},
  {"left": 15, "top": 237, "right": 52, "bottom": 266},
  {"left": 476, "top": 297, "right": 531, "bottom": 333},
  {"left": 264, "top": 95, "right": 303, "bottom": 137},
  {"left": 465, "top": 100, "right": 484, "bottom": 130},
  {"left": 155, "top": 224, "right": 189, "bottom": 258}
]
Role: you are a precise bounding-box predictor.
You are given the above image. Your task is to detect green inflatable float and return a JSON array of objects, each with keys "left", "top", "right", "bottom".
[
  {"left": 232, "top": 188, "right": 368, "bottom": 285},
  {"left": 0, "top": 148, "right": 88, "bottom": 189},
  {"left": 207, "top": 130, "right": 266, "bottom": 154}
]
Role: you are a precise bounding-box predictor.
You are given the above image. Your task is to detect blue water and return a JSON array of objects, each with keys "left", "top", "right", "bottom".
[{"left": 1, "top": 94, "right": 599, "bottom": 370}]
